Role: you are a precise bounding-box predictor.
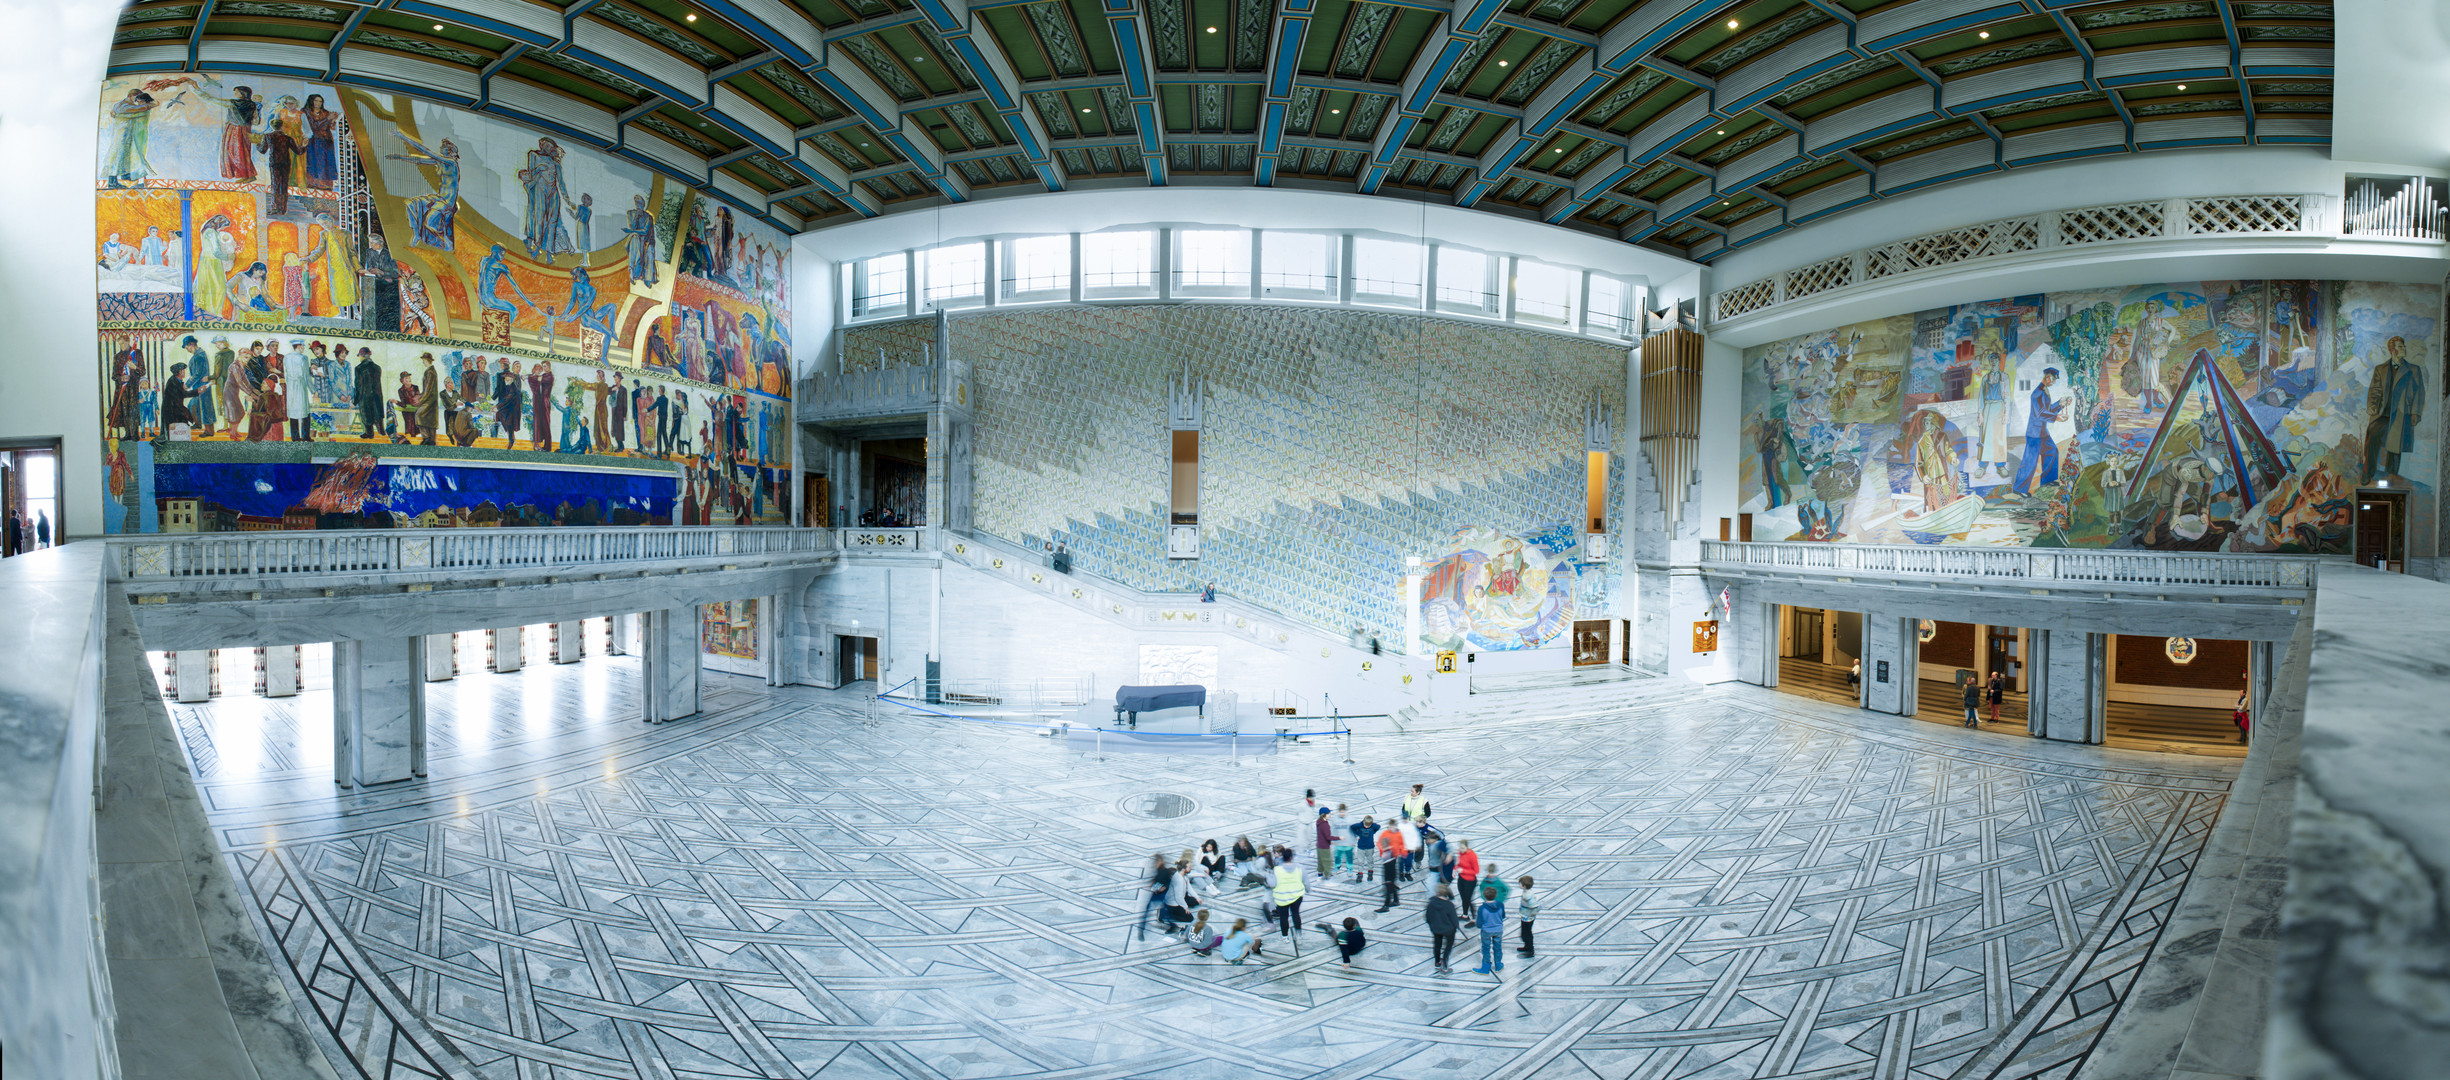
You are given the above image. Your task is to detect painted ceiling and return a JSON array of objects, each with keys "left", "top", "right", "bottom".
[{"left": 107, "top": 0, "right": 2334, "bottom": 259}]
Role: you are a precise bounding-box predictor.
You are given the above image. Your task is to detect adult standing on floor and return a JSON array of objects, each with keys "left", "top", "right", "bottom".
[
  {"left": 1962, "top": 676, "right": 1982, "bottom": 728},
  {"left": 1313, "top": 807, "right": 1335, "bottom": 878},
  {"left": 1424, "top": 885, "right": 1460, "bottom": 976},
  {"left": 1269, "top": 852, "right": 1308, "bottom": 939},
  {"left": 1402, "top": 784, "right": 1430, "bottom": 824},
  {"left": 1349, "top": 815, "right": 1382, "bottom": 883},
  {"left": 1985, "top": 670, "right": 2005, "bottom": 725}
]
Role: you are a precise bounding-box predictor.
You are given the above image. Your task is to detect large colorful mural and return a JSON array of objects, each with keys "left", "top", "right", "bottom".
[
  {"left": 960, "top": 305, "right": 1624, "bottom": 647},
  {"left": 1740, "top": 280, "right": 2440, "bottom": 553},
  {"left": 1419, "top": 526, "right": 1579, "bottom": 651},
  {"left": 94, "top": 75, "right": 793, "bottom": 533}
]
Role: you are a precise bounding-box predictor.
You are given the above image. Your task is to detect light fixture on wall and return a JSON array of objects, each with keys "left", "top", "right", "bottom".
[
  {"left": 432, "top": 22, "right": 444, "bottom": 30},
  {"left": 685, "top": 12, "right": 697, "bottom": 21},
  {"left": 1727, "top": 19, "right": 1739, "bottom": 29},
  {"left": 1978, "top": 30, "right": 1990, "bottom": 39}
]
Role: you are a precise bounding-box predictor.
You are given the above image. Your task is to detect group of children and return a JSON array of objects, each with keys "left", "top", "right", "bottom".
[{"left": 1140, "top": 784, "right": 1539, "bottom": 977}]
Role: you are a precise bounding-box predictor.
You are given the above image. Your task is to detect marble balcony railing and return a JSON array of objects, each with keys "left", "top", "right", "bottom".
[
  {"left": 106, "top": 526, "right": 835, "bottom": 586},
  {"left": 0, "top": 545, "right": 116, "bottom": 1079},
  {"left": 1701, "top": 540, "right": 2316, "bottom": 595},
  {"left": 837, "top": 526, "right": 931, "bottom": 551}
]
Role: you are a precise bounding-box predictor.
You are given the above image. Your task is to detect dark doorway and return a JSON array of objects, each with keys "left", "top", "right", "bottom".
[
  {"left": 836, "top": 635, "right": 879, "bottom": 685},
  {"left": 2354, "top": 488, "right": 2406, "bottom": 570},
  {"left": 806, "top": 475, "right": 830, "bottom": 527}
]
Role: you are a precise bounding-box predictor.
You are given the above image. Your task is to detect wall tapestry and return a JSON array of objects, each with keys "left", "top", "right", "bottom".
[
  {"left": 1739, "top": 280, "right": 2440, "bottom": 553},
  {"left": 94, "top": 74, "right": 793, "bottom": 533}
]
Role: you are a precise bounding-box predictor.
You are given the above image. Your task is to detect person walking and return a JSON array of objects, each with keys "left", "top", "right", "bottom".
[
  {"left": 1986, "top": 670, "right": 2005, "bottom": 724},
  {"left": 1269, "top": 853, "right": 1308, "bottom": 939},
  {"left": 1138, "top": 854, "right": 1173, "bottom": 940},
  {"left": 1374, "top": 824, "right": 1405, "bottom": 912},
  {"left": 1314, "top": 807, "right": 1335, "bottom": 878},
  {"left": 1330, "top": 804, "right": 1355, "bottom": 878},
  {"left": 1472, "top": 886, "right": 1507, "bottom": 975},
  {"left": 1455, "top": 840, "right": 1480, "bottom": 916},
  {"left": 1515, "top": 876, "right": 1539, "bottom": 959},
  {"left": 1425, "top": 885, "right": 1460, "bottom": 976},
  {"left": 1962, "top": 675, "right": 1982, "bottom": 728},
  {"left": 35, "top": 512, "right": 51, "bottom": 549},
  {"left": 1422, "top": 825, "right": 1451, "bottom": 886},
  {"left": 1396, "top": 815, "right": 1423, "bottom": 882},
  {"left": 1350, "top": 815, "right": 1383, "bottom": 883}
]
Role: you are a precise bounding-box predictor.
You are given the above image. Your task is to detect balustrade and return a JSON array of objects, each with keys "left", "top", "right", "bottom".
[
  {"left": 1701, "top": 540, "right": 2313, "bottom": 593},
  {"left": 109, "top": 526, "right": 834, "bottom": 582}
]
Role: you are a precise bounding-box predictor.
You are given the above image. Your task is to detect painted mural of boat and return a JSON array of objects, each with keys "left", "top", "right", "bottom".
[{"left": 1901, "top": 494, "right": 1986, "bottom": 536}]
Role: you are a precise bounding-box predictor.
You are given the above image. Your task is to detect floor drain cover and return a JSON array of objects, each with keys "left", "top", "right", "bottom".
[{"left": 1123, "top": 793, "right": 1199, "bottom": 819}]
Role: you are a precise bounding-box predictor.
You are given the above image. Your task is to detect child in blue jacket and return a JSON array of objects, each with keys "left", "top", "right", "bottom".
[{"left": 1472, "top": 886, "right": 1506, "bottom": 975}]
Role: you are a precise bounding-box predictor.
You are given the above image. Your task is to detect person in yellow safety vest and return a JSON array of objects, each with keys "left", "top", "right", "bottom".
[
  {"left": 1269, "top": 856, "right": 1307, "bottom": 938},
  {"left": 1402, "top": 784, "right": 1431, "bottom": 823}
]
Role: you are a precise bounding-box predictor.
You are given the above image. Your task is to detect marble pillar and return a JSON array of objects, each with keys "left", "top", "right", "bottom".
[
  {"left": 264, "top": 644, "right": 300, "bottom": 697},
  {"left": 552, "top": 620, "right": 584, "bottom": 664},
  {"left": 424, "top": 633, "right": 455, "bottom": 682},
  {"left": 492, "top": 626, "right": 524, "bottom": 672},
  {"left": 2033, "top": 628, "right": 2104, "bottom": 744},
  {"left": 1730, "top": 597, "right": 1777, "bottom": 688},
  {"left": 608, "top": 613, "right": 637, "bottom": 656},
  {"left": 1859, "top": 614, "right": 1917, "bottom": 715},
  {"left": 332, "top": 637, "right": 426, "bottom": 786},
  {"left": 642, "top": 607, "right": 702, "bottom": 723},
  {"left": 173, "top": 650, "right": 211, "bottom": 703}
]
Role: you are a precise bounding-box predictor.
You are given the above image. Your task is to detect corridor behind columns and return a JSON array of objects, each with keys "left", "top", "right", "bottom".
[{"left": 1769, "top": 605, "right": 2252, "bottom": 758}]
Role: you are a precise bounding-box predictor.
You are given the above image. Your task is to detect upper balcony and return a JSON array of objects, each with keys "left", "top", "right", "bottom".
[{"left": 1708, "top": 186, "right": 2450, "bottom": 346}]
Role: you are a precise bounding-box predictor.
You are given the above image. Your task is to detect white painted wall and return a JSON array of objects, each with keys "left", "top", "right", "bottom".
[
  {"left": 2332, "top": 0, "right": 2450, "bottom": 169},
  {"left": 0, "top": 0, "right": 119, "bottom": 540}
]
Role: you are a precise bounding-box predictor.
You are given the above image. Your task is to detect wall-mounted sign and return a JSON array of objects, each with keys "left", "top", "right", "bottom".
[
  {"left": 2165, "top": 637, "right": 2199, "bottom": 664},
  {"left": 1876, "top": 660, "right": 1890, "bottom": 684},
  {"left": 1917, "top": 619, "right": 1938, "bottom": 643},
  {"left": 1692, "top": 620, "right": 1719, "bottom": 653},
  {"left": 1435, "top": 650, "right": 1458, "bottom": 674}
]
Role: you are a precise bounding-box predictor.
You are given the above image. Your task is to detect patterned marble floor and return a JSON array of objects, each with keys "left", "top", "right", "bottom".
[{"left": 173, "top": 660, "right": 2238, "bottom": 1080}]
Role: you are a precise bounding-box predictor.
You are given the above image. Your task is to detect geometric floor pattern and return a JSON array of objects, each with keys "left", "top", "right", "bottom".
[{"left": 178, "top": 660, "right": 2236, "bottom": 1080}]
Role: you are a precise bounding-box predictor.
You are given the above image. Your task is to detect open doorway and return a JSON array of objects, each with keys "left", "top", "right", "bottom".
[
  {"left": 1911, "top": 621, "right": 2029, "bottom": 732},
  {"left": 1, "top": 440, "right": 63, "bottom": 555},
  {"left": 836, "top": 635, "right": 879, "bottom": 686},
  {"left": 1774, "top": 605, "right": 1862, "bottom": 705},
  {"left": 859, "top": 438, "right": 926, "bottom": 527}
]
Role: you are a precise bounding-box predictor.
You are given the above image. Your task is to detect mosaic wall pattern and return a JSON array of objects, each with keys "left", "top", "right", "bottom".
[
  {"left": 958, "top": 305, "right": 1627, "bottom": 642},
  {"left": 840, "top": 316, "right": 936, "bottom": 373},
  {"left": 1740, "top": 280, "right": 2441, "bottom": 553}
]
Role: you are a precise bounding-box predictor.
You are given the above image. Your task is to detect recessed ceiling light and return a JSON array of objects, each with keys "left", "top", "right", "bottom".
[
  {"left": 2176, "top": 83, "right": 2187, "bottom": 90},
  {"left": 1554, "top": 147, "right": 1564, "bottom": 152},
  {"left": 1331, "top": 108, "right": 1341, "bottom": 114},
  {"left": 1497, "top": 59, "right": 1508, "bottom": 67},
  {"left": 1082, "top": 107, "right": 1092, "bottom": 112},
  {"left": 1978, "top": 30, "right": 1990, "bottom": 39},
  {"left": 685, "top": 12, "right": 697, "bottom": 21},
  {"left": 1206, "top": 26, "right": 1217, "bottom": 33},
  {"left": 913, "top": 56, "right": 925, "bottom": 61},
  {"left": 432, "top": 23, "right": 444, "bottom": 30},
  {"left": 1727, "top": 19, "right": 1740, "bottom": 29},
  {"left": 1717, "top": 129, "right": 1725, "bottom": 135}
]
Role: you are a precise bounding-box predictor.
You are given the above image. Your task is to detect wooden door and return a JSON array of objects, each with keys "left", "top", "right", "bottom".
[
  {"left": 806, "top": 475, "right": 831, "bottom": 527},
  {"left": 2354, "top": 490, "right": 2405, "bottom": 569}
]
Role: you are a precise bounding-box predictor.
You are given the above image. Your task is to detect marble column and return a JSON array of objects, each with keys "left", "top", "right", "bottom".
[
  {"left": 1729, "top": 597, "right": 1777, "bottom": 688},
  {"left": 264, "top": 644, "right": 300, "bottom": 697},
  {"left": 2032, "top": 628, "right": 2104, "bottom": 744},
  {"left": 424, "top": 633, "right": 455, "bottom": 682},
  {"left": 641, "top": 607, "right": 702, "bottom": 723},
  {"left": 332, "top": 637, "right": 426, "bottom": 786},
  {"left": 608, "top": 613, "right": 637, "bottom": 656},
  {"left": 173, "top": 650, "right": 212, "bottom": 703},
  {"left": 1859, "top": 614, "right": 1918, "bottom": 715},
  {"left": 2251, "top": 639, "right": 2278, "bottom": 724},
  {"left": 552, "top": 620, "right": 584, "bottom": 664},
  {"left": 492, "top": 626, "right": 524, "bottom": 672}
]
